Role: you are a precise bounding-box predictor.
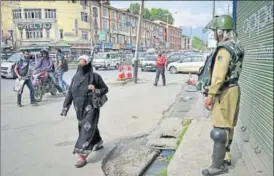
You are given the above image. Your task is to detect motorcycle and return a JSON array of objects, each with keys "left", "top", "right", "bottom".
[{"left": 32, "top": 71, "right": 58, "bottom": 102}]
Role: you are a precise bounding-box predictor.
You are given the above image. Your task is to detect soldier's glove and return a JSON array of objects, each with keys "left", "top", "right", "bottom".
[{"left": 60, "top": 107, "right": 69, "bottom": 116}]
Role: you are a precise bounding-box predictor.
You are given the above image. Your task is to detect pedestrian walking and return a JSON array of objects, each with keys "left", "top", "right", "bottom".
[
  {"left": 60, "top": 55, "right": 108, "bottom": 168},
  {"left": 55, "top": 48, "right": 69, "bottom": 92},
  {"left": 14, "top": 50, "right": 38, "bottom": 107},
  {"left": 201, "top": 15, "right": 245, "bottom": 176},
  {"left": 154, "top": 52, "right": 166, "bottom": 86}
]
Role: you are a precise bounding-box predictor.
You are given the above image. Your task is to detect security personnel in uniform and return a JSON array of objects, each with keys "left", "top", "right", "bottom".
[{"left": 201, "top": 15, "right": 245, "bottom": 176}]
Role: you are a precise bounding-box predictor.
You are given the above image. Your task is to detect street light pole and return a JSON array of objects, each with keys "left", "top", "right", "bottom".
[
  {"left": 100, "top": 0, "right": 105, "bottom": 52},
  {"left": 133, "top": 0, "right": 144, "bottom": 84}
]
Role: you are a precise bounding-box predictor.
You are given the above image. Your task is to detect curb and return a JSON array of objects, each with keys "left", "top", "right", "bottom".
[{"left": 106, "top": 79, "right": 132, "bottom": 86}]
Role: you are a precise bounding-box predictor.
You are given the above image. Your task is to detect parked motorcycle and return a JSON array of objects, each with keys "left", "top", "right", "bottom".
[{"left": 32, "top": 71, "right": 58, "bottom": 102}]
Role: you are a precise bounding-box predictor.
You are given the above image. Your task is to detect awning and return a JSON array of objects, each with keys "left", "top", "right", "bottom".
[{"left": 52, "top": 40, "right": 71, "bottom": 47}]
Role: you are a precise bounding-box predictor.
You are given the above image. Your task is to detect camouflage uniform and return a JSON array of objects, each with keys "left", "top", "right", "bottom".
[{"left": 202, "top": 15, "right": 245, "bottom": 176}]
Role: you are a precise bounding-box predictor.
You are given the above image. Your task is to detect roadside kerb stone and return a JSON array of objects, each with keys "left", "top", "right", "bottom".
[{"left": 167, "top": 119, "right": 251, "bottom": 176}]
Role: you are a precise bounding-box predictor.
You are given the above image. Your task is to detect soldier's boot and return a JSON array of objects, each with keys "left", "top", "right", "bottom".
[{"left": 202, "top": 128, "right": 229, "bottom": 176}]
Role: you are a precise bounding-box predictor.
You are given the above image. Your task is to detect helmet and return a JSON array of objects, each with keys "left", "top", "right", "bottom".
[
  {"left": 41, "top": 48, "right": 49, "bottom": 54},
  {"left": 210, "top": 15, "right": 234, "bottom": 30}
]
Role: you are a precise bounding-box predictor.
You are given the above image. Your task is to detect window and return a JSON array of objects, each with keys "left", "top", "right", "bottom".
[
  {"left": 191, "top": 56, "right": 204, "bottom": 62},
  {"left": 26, "top": 29, "right": 43, "bottom": 39},
  {"left": 118, "top": 23, "right": 122, "bottom": 31},
  {"left": 80, "top": 0, "right": 87, "bottom": 6},
  {"left": 81, "top": 12, "right": 88, "bottom": 22},
  {"left": 169, "top": 55, "right": 180, "bottom": 62},
  {"left": 102, "top": 20, "right": 108, "bottom": 31},
  {"left": 111, "top": 10, "right": 115, "bottom": 20},
  {"left": 24, "top": 9, "right": 42, "bottom": 19},
  {"left": 45, "top": 9, "right": 56, "bottom": 19},
  {"left": 46, "top": 30, "right": 50, "bottom": 39},
  {"left": 102, "top": 8, "right": 108, "bottom": 17},
  {"left": 111, "top": 22, "right": 116, "bottom": 31},
  {"left": 60, "top": 29, "right": 63, "bottom": 39},
  {"left": 12, "top": 9, "right": 21, "bottom": 19},
  {"left": 82, "top": 31, "right": 88, "bottom": 40},
  {"left": 182, "top": 57, "right": 191, "bottom": 62}
]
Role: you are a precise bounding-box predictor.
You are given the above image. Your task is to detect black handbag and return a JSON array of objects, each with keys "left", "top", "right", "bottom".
[
  {"left": 87, "top": 68, "right": 108, "bottom": 108},
  {"left": 88, "top": 92, "right": 108, "bottom": 109}
]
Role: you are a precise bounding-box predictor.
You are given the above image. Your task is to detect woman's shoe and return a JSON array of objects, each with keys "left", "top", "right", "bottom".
[{"left": 75, "top": 156, "right": 87, "bottom": 168}]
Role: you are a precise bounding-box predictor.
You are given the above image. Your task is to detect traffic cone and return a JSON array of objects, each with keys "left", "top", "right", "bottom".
[
  {"left": 125, "top": 65, "right": 133, "bottom": 79},
  {"left": 116, "top": 64, "right": 125, "bottom": 81},
  {"left": 187, "top": 73, "right": 196, "bottom": 85}
]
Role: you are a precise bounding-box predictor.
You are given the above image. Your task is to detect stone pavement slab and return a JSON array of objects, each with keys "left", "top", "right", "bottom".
[{"left": 167, "top": 119, "right": 251, "bottom": 176}]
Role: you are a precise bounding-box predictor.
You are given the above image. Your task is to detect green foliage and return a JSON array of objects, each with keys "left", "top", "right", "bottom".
[
  {"left": 176, "top": 119, "right": 191, "bottom": 147},
  {"left": 150, "top": 8, "right": 174, "bottom": 24},
  {"left": 191, "top": 36, "right": 206, "bottom": 51},
  {"left": 158, "top": 169, "right": 168, "bottom": 176},
  {"left": 128, "top": 3, "right": 174, "bottom": 24}
]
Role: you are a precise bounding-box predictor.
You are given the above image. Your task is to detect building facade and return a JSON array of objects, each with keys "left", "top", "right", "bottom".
[{"left": 2, "top": 0, "right": 182, "bottom": 53}]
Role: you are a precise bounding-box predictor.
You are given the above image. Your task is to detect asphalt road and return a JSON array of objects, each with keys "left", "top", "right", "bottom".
[{"left": 1, "top": 68, "right": 191, "bottom": 176}]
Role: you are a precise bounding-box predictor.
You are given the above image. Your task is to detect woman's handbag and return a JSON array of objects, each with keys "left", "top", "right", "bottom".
[{"left": 88, "top": 92, "right": 108, "bottom": 108}]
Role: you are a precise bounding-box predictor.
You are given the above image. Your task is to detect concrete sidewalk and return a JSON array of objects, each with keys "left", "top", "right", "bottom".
[{"left": 167, "top": 118, "right": 251, "bottom": 176}]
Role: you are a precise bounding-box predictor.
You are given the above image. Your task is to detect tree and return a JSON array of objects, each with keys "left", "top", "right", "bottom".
[
  {"left": 150, "top": 8, "right": 174, "bottom": 24},
  {"left": 127, "top": 3, "right": 174, "bottom": 24},
  {"left": 129, "top": 3, "right": 140, "bottom": 15},
  {"left": 192, "top": 36, "right": 205, "bottom": 51}
]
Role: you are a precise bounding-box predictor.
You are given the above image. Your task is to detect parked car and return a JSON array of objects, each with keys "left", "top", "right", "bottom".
[
  {"left": 1, "top": 52, "right": 36, "bottom": 79},
  {"left": 166, "top": 53, "right": 190, "bottom": 68},
  {"left": 167, "top": 55, "right": 205, "bottom": 74},
  {"left": 93, "top": 52, "right": 121, "bottom": 70},
  {"left": 141, "top": 55, "right": 157, "bottom": 72}
]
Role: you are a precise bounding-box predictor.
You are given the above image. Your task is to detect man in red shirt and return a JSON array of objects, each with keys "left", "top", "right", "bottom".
[{"left": 154, "top": 52, "right": 167, "bottom": 86}]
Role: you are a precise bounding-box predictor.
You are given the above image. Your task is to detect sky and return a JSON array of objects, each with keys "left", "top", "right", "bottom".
[{"left": 110, "top": 1, "right": 233, "bottom": 39}]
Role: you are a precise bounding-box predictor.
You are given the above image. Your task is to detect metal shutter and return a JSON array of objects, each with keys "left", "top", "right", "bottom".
[{"left": 236, "top": 1, "right": 273, "bottom": 175}]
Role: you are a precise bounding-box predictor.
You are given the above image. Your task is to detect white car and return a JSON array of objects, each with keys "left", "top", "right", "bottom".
[
  {"left": 93, "top": 52, "right": 121, "bottom": 70},
  {"left": 167, "top": 55, "right": 205, "bottom": 74},
  {"left": 140, "top": 55, "right": 157, "bottom": 72},
  {"left": 1, "top": 52, "right": 37, "bottom": 79}
]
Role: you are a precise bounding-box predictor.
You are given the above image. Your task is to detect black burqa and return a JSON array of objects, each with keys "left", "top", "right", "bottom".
[{"left": 63, "top": 62, "right": 108, "bottom": 155}]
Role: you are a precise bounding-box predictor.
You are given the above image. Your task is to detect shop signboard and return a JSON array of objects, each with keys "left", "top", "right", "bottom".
[{"left": 18, "top": 23, "right": 51, "bottom": 30}]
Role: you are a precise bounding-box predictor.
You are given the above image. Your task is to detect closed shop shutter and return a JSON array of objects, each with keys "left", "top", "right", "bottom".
[{"left": 236, "top": 1, "right": 273, "bottom": 175}]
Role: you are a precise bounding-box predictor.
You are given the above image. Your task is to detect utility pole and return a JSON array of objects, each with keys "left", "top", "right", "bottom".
[
  {"left": 133, "top": 0, "right": 144, "bottom": 84},
  {"left": 89, "top": 2, "right": 93, "bottom": 56},
  {"left": 100, "top": 0, "right": 105, "bottom": 52},
  {"left": 226, "top": 4, "right": 230, "bottom": 15},
  {"left": 212, "top": 0, "right": 215, "bottom": 17}
]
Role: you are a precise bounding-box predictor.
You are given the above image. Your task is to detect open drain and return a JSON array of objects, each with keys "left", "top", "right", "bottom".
[
  {"left": 143, "top": 149, "right": 175, "bottom": 176},
  {"left": 55, "top": 141, "right": 75, "bottom": 147}
]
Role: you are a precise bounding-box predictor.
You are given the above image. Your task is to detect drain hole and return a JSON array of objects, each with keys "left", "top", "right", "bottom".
[{"left": 160, "top": 135, "right": 176, "bottom": 139}]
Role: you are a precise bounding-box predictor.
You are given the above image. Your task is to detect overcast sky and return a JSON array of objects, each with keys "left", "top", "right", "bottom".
[{"left": 110, "top": 1, "right": 233, "bottom": 28}]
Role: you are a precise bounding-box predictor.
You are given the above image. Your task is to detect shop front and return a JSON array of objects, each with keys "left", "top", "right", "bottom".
[{"left": 235, "top": 1, "right": 273, "bottom": 175}]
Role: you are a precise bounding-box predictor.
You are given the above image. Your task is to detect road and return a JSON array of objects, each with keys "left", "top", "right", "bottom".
[{"left": 1, "top": 68, "right": 191, "bottom": 176}]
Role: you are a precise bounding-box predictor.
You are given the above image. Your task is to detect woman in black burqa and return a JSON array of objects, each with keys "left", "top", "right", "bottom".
[{"left": 60, "top": 55, "right": 108, "bottom": 168}]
